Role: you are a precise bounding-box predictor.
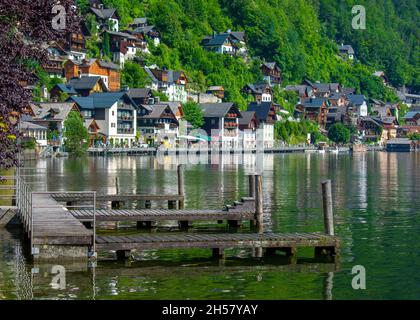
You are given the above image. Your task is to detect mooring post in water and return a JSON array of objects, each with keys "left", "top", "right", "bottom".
[
  {"left": 115, "top": 177, "right": 120, "bottom": 194},
  {"left": 321, "top": 179, "right": 334, "bottom": 236},
  {"left": 254, "top": 174, "right": 263, "bottom": 232},
  {"left": 248, "top": 174, "right": 255, "bottom": 198},
  {"left": 177, "top": 164, "right": 184, "bottom": 209}
]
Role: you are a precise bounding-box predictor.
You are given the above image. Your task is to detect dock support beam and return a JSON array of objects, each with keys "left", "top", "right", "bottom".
[
  {"left": 321, "top": 180, "right": 334, "bottom": 236},
  {"left": 177, "top": 165, "right": 185, "bottom": 209},
  {"left": 111, "top": 201, "right": 122, "bottom": 209},
  {"left": 116, "top": 250, "right": 130, "bottom": 260},
  {"left": 168, "top": 200, "right": 177, "bottom": 209},
  {"left": 145, "top": 200, "right": 151, "bottom": 209},
  {"left": 212, "top": 248, "right": 225, "bottom": 259},
  {"left": 254, "top": 175, "right": 263, "bottom": 232},
  {"left": 248, "top": 174, "right": 255, "bottom": 198}
]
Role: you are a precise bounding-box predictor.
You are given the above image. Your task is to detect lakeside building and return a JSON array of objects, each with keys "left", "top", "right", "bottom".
[
  {"left": 199, "top": 103, "right": 242, "bottom": 148},
  {"left": 69, "top": 92, "right": 138, "bottom": 147},
  {"left": 247, "top": 102, "right": 276, "bottom": 148}
]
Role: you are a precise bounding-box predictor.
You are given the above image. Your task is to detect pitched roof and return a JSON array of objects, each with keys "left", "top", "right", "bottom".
[
  {"left": 69, "top": 92, "right": 136, "bottom": 109},
  {"left": 105, "top": 30, "right": 138, "bottom": 41},
  {"left": 347, "top": 94, "right": 366, "bottom": 105},
  {"left": 302, "top": 98, "right": 326, "bottom": 108},
  {"left": 127, "top": 88, "right": 152, "bottom": 99},
  {"left": 55, "top": 83, "right": 77, "bottom": 94},
  {"left": 20, "top": 121, "right": 48, "bottom": 131},
  {"left": 262, "top": 62, "right": 276, "bottom": 69},
  {"left": 72, "top": 58, "right": 120, "bottom": 70},
  {"left": 199, "top": 103, "right": 237, "bottom": 118},
  {"left": 229, "top": 31, "right": 246, "bottom": 42},
  {"left": 247, "top": 102, "right": 274, "bottom": 121},
  {"left": 238, "top": 111, "right": 256, "bottom": 126},
  {"left": 202, "top": 33, "right": 232, "bottom": 47},
  {"left": 403, "top": 111, "right": 420, "bottom": 119},
  {"left": 31, "top": 103, "right": 77, "bottom": 121},
  {"left": 339, "top": 44, "right": 355, "bottom": 55},
  {"left": 139, "top": 104, "right": 175, "bottom": 119},
  {"left": 145, "top": 67, "right": 186, "bottom": 84},
  {"left": 131, "top": 25, "right": 157, "bottom": 35},
  {"left": 68, "top": 76, "right": 106, "bottom": 90},
  {"left": 243, "top": 83, "right": 271, "bottom": 94},
  {"left": 90, "top": 7, "right": 117, "bottom": 19},
  {"left": 132, "top": 18, "right": 147, "bottom": 25},
  {"left": 83, "top": 118, "right": 100, "bottom": 130}
]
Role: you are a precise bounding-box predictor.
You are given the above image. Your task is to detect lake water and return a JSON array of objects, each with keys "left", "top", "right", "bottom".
[{"left": 0, "top": 152, "right": 419, "bottom": 299}]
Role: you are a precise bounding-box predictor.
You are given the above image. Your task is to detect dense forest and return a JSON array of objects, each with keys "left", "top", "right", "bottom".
[{"left": 76, "top": 0, "right": 419, "bottom": 109}]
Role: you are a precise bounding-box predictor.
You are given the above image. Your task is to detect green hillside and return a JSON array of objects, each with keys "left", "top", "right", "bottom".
[{"left": 79, "top": 0, "right": 419, "bottom": 109}]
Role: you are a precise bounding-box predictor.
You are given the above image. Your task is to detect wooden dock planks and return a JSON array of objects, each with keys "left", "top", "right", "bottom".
[
  {"left": 30, "top": 194, "right": 92, "bottom": 245},
  {"left": 52, "top": 193, "right": 184, "bottom": 202},
  {"left": 69, "top": 208, "right": 255, "bottom": 222},
  {"left": 96, "top": 232, "right": 340, "bottom": 252}
]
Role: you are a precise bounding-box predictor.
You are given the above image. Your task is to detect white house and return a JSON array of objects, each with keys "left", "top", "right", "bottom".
[
  {"left": 247, "top": 102, "right": 277, "bottom": 148},
  {"left": 20, "top": 121, "right": 48, "bottom": 148},
  {"left": 144, "top": 66, "right": 188, "bottom": 102},
  {"left": 70, "top": 92, "right": 138, "bottom": 147},
  {"left": 348, "top": 94, "right": 368, "bottom": 117}
]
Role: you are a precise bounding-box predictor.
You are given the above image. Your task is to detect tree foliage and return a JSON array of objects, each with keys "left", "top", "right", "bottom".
[
  {"left": 63, "top": 111, "right": 89, "bottom": 156},
  {"left": 121, "top": 62, "right": 151, "bottom": 88},
  {"left": 328, "top": 123, "right": 351, "bottom": 145},
  {"left": 0, "top": 0, "right": 79, "bottom": 172},
  {"left": 182, "top": 101, "right": 204, "bottom": 129}
]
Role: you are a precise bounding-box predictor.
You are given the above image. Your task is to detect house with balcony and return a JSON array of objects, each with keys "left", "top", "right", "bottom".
[
  {"left": 247, "top": 102, "right": 277, "bottom": 148},
  {"left": 261, "top": 62, "right": 282, "bottom": 86},
  {"left": 199, "top": 103, "right": 242, "bottom": 148},
  {"left": 296, "top": 98, "right": 329, "bottom": 129},
  {"left": 69, "top": 92, "right": 137, "bottom": 147},
  {"left": 126, "top": 18, "right": 161, "bottom": 48},
  {"left": 144, "top": 66, "right": 188, "bottom": 102},
  {"left": 64, "top": 58, "right": 120, "bottom": 91},
  {"left": 137, "top": 104, "right": 179, "bottom": 146}
]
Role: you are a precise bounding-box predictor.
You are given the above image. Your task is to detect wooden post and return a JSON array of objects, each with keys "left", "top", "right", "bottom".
[
  {"left": 248, "top": 174, "right": 255, "bottom": 198},
  {"left": 212, "top": 248, "right": 225, "bottom": 259},
  {"left": 145, "top": 200, "right": 151, "bottom": 209},
  {"left": 321, "top": 180, "right": 334, "bottom": 236},
  {"left": 254, "top": 175, "right": 263, "bottom": 232},
  {"left": 177, "top": 165, "right": 184, "bottom": 209},
  {"left": 168, "top": 200, "right": 176, "bottom": 209},
  {"left": 115, "top": 177, "right": 120, "bottom": 194}
]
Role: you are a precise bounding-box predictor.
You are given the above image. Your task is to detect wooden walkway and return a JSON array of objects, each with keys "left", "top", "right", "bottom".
[
  {"left": 52, "top": 193, "right": 184, "bottom": 202},
  {"left": 96, "top": 232, "right": 340, "bottom": 259},
  {"left": 69, "top": 208, "right": 254, "bottom": 223},
  {"left": 30, "top": 194, "right": 92, "bottom": 246}
]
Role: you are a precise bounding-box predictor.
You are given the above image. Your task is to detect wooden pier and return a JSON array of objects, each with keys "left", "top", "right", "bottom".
[
  {"left": 8, "top": 167, "right": 340, "bottom": 263},
  {"left": 96, "top": 232, "right": 340, "bottom": 260}
]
